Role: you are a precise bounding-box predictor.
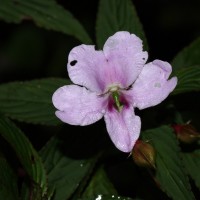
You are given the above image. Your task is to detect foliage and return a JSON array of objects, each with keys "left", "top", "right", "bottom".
[
  {"left": 0, "top": 0, "right": 92, "bottom": 43},
  {"left": 0, "top": 78, "right": 70, "bottom": 125},
  {"left": 142, "top": 126, "right": 195, "bottom": 200},
  {"left": 0, "top": 0, "right": 200, "bottom": 200},
  {"left": 96, "top": 0, "right": 148, "bottom": 49}
]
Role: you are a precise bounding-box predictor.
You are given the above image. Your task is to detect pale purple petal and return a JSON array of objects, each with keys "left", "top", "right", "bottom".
[
  {"left": 67, "top": 32, "right": 148, "bottom": 94},
  {"left": 52, "top": 85, "right": 107, "bottom": 125},
  {"left": 130, "top": 60, "right": 177, "bottom": 109},
  {"left": 103, "top": 31, "right": 148, "bottom": 88},
  {"left": 67, "top": 45, "right": 108, "bottom": 93},
  {"left": 104, "top": 106, "right": 141, "bottom": 152}
]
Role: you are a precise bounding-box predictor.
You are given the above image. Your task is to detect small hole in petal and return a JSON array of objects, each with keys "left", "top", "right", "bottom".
[
  {"left": 142, "top": 58, "right": 146, "bottom": 60},
  {"left": 70, "top": 60, "right": 77, "bottom": 66}
]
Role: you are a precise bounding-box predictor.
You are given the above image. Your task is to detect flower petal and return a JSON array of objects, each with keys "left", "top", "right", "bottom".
[
  {"left": 103, "top": 31, "right": 148, "bottom": 88},
  {"left": 130, "top": 60, "right": 178, "bottom": 109},
  {"left": 67, "top": 45, "right": 108, "bottom": 93},
  {"left": 104, "top": 107, "right": 141, "bottom": 152},
  {"left": 52, "top": 85, "right": 106, "bottom": 125}
]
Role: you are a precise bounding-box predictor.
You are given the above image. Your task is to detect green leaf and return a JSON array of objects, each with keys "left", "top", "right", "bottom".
[
  {"left": 172, "top": 65, "right": 200, "bottom": 95},
  {"left": 96, "top": 0, "right": 148, "bottom": 49},
  {"left": 171, "top": 37, "right": 200, "bottom": 94},
  {"left": 182, "top": 150, "right": 200, "bottom": 190},
  {"left": 21, "top": 181, "right": 54, "bottom": 200},
  {"left": 0, "top": 0, "right": 92, "bottom": 43},
  {"left": 39, "top": 137, "right": 97, "bottom": 200},
  {"left": 0, "top": 156, "right": 19, "bottom": 200},
  {"left": 82, "top": 167, "right": 117, "bottom": 197},
  {"left": 0, "top": 78, "right": 70, "bottom": 125},
  {"left": 142, "top": 126, "right": 195, "bottom": 200},
  {"left": 0, "top": 116, "right": 48, "bottom": 196},
  {"left": 171, "top": 37, "right": 200, "bottom": 72}
]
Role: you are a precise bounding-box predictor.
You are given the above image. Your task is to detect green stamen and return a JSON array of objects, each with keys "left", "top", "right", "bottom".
[{"left": 112, "top": 91, "right": 123, "bottom": 112}]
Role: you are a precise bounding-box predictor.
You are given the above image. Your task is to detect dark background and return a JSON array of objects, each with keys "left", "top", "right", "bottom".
[{"left": 0, "top": 0, "right": 200, "bottom": 199}]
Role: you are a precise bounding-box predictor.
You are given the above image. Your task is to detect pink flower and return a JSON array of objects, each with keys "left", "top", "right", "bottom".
[{"left": 52, "top": 31, "right": 177, "bottom": 152}]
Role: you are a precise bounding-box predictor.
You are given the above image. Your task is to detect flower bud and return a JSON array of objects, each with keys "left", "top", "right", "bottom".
[
  {"left": 173, "top": 124, "right": 200, "bottom": 144},
  {"left": 132, "top": 140, "right": 156, "bottom": 169}
]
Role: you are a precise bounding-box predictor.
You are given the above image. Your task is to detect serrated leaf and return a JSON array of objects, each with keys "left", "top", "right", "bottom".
[
  {"left": 182, "top": 150, "right": 200, "bottom": 190},
  {"left": 0, "top": 156, "right": 19, "bottom": 200},
  {"left": 21, "top": 182, "right": 53, "bottom": 200},
  {"left": 0, "top": 0, "right": 92, "bottom": 43},
  {"left": 82, "top": 167, "right": 117, "bottom": 198},
  {"left": 39, "top": 137, "right": 97, "bottom": 200},
  {"left": 96, "top": 0, "right": 148, "bottom": 49},
  {"left": 0, "top": 78, "right": 70, "bottom": 125},
  {"left": 171, "top": 37, "right": 200, "bottom": 94},
  {"left": 0, "top": 116, "right": 48, "bottom": 196},
  {"left": 142, "top": 126, "right": 195, "bottom": 200},
  {"left": 171, "top": 37, "right": 200, "bottom": 72},
  {"left": 172, "top": 65, "right": 200, "bottom": 95}
]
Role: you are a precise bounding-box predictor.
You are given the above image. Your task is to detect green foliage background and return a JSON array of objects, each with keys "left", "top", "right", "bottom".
[{"left": 0, "top": 0, "right": 200, "bottom": 200}]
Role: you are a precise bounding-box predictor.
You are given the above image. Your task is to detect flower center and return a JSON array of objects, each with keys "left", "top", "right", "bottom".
[
  {"left": 107, "top": 84, "right": 121, "bottom": 92},
  {"left": 106, "top": 84, "right": 129, "bottom": 112},
  {"left": 112, "top": 91, "right": 124, "bottom": 112}
]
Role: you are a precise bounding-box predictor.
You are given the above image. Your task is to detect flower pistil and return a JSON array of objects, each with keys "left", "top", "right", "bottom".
[{"left": 112, "top": 91, "right": 124, "bottom": 112}]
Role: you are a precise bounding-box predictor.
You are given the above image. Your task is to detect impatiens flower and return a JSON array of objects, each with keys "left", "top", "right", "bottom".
[{"left": 52, "top": 31, "right": 177, "bottom": 152}]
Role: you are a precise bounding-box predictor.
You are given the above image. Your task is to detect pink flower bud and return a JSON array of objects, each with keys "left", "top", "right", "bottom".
[
  {"left": 173, "top": 124, "right": 200, "bottom": 144},
  {"left": 132, "top": 140, "right": 156, "bottom": 169}
]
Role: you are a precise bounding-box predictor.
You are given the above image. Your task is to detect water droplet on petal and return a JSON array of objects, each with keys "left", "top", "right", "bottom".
[
  {"left": 154, "top": 82, "right": 161, "bottom": 88},
  {"left": 107, "top": 39, "right": 118, "bottom": 48}
]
